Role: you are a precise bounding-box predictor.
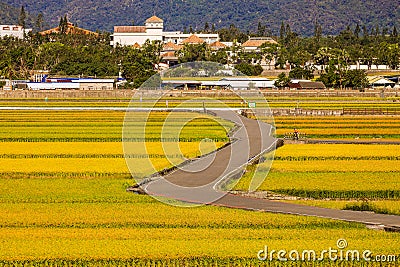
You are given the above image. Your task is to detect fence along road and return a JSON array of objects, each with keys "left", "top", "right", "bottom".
[{"left": 143, "top": 109, "right": 400, "bottom": 230}]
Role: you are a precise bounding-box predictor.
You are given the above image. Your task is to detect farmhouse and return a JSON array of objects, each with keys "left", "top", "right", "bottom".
[
  {"left": 111, "top": 16, "right": 219, "bottom": 47},
  {"left": 0, "top": 25, "right": 32, "bottom": 39}
]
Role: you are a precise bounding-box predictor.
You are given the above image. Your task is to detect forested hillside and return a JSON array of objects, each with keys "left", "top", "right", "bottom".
[
  {"left": 0, "top": 3, "right": 19, "bottom": 24},
  {"left": 1, "top": 0, "right": 398, "bottom": 36},
  {"left": 0, "top": 3, "right": 35, "bottom": 27}
]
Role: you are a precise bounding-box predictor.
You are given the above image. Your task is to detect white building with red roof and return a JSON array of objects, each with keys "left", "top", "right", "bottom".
[
  {"left": 111, "top": 16, "right": 219, "bottom": 47},
  {"left": 111, "top": 16, "right": 164, "bottom": 46}
]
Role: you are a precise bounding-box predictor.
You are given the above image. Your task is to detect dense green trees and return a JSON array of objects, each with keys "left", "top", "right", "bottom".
[
  {"left": 0, "top": 32, "right": 163, "bottom": 87},
  {"left": 289, "top": 66, "right": 314, "bottom": 80},
  {"left": 234, "top": 63, "right": 263, "bottom": 76},
  {"left": 0, "top": 17, "right": 399, "bottom": 89},
  {"left": 122, "top": 40, "right": 162, "bottom": 88},
  {"left": 178, "top": 43, "right": 208, "bottom": 63},
  {"left": 344, "top": 70, "right": 369, "bottom": 89},
  {"left": 2, "top": 0, "right": 398, "bottom": 37},
  {"left": 18, "top": 6, "right": 26, "bottom": 28},
  {"left": 274, "top": 72, "right": 290, "bottom": 88}
]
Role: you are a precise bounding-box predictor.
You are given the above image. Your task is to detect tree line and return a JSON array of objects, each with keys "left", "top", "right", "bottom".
[{"left": 1, "top": 12, "right": 399, "bottom": 89}]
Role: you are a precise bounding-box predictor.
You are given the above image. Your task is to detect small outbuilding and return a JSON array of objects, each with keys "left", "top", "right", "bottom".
[
  {"left": 220, "top": 77, "right": 276, "bottom": 90},
  {"left": 289, "top": 80, "right": 326, "bottom": 90},
  {"left": 368, "top": 76, "right": 396, "bottom": 88}
]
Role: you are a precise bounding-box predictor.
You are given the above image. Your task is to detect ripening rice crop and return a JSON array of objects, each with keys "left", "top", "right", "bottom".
[
  {"left": 0, "top": 109, "right": 399, "bottom": 265},
  {"left": 273, "top": 116, "right": 400, "bottom": 139},
  {"left": 236, "top": 144, "right": 400, "bottom": 199}
]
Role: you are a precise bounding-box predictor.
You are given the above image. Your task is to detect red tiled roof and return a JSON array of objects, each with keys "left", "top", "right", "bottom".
[
  {"left": 182, "top": 34, "right": 205, "bottom": 44},
  {"left": 163, "top": 42, "right": 182, "bottom": 51},
  {"left": 242, "top": 39, "right": 278, "bottom": 47},
  {"left": 145, "top": 16, "right": 163, "bottom": 23},
  {"left": 132, "top": 43, "right": 141, "bottom": 48},
  {"left": 40, "top": 22, "right": 98, "bottom": 36},
  {"left": 210, "top": 41, "right": 226, "bottom": 49},
  {"left": 114, "top": 26, "right": 146, "bottom": 33}
]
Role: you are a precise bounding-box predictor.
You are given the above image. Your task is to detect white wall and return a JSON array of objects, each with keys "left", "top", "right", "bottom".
[
  {"left": 0, "top": 25, "right": 31, "bottom": 39},
  {"left": 27, "top": 83, "right": 80, "bottom": 90},
  {"left": 113, "top": 34, "right": 151, "bottom": 46}
]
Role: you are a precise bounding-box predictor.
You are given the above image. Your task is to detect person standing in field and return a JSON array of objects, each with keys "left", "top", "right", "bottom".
[{"left": 294, "top": 128, "right": 299, "bottom": 140}]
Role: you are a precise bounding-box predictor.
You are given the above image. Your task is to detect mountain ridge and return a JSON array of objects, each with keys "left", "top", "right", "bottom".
[{"left": 1, "top": 0, "right": 398, "bottom": 36}]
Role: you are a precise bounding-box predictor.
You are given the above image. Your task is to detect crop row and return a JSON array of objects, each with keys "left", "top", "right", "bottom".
[
  {"left": 0, "top": 141, "right": 223, "bottom": 155},
  {"left": 236, "top": 143, "right": 400, "bottom": 199},
  {"left": 274, "top": 117, "right": 400, "bottom": 122},
  {"left": 0, "top": 154, "right": 186, "bottom": 159},
  {"left": 277, "top": 124, "right": 400, "bottom": 129},
  {"left": 273, "top": 189, "right": 400, "bottom": 200},
  {"left": 275, "top": 144, "right": 400, "bottom": 157},
  {"left": 0, "top": 177, "right": 140, "bottom": 204},
  {"left": 0, "top": 201, "right": 355, "bottom": 229},
  {"left": 0, "top": 258, "right": 396, "bottom": 267},
  {"left": 270, "top": 160, "right": 400, "bottom": 173},
  {"left": 0, "top": 172, "right": 131, "bottom": 179},
  {"left": 237, "top": 171, "right": 400, "bottom": 193},
  {"left": 13, "top": 154, "right": 388, "bottom": 160},
  {"left": 289, "top": 200, "right": 400, "bottom": 216},
  {"left": 274, "top": 156, "right": 400, "bottom": 161},
  {"left": 0, "top": 137, "right": 229, "bottom": 142},
  {"left": 2, "top": 100, "right": 400, "bottom": 109},
  {"left": 0, "top": 228, "right": 396, "bottom": 262},
  {"left": 1, "top": 96, "right": 396, "bottom": 101}
]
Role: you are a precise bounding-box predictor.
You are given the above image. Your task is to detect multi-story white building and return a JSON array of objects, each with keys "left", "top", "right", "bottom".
[
  {"left": 0, "top": 25, "right": 31, "bottom": 39},
  {"left": 111, "top": 16, "right": 219, "bottom": 47}
]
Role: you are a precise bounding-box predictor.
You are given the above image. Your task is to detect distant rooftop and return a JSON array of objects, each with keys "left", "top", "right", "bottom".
[
  {"left": 220, "top": 77, "right": 271, "bottom": 81},
  {"left": 40, "top": 22, "right": 98, "bottom": 36},
  {"left": 242, "top": 37, "right": 278, "bottom": 47},
  {"left": 163, "top": 41, "right": 183, "bottom": 51},
  {"left": 182, "top": 34, "right": 205, "bottom": 44},
  {"left": 114, "top": 26, "right": 146, "bottom": 33},
  {"left": 145, "top": 16, "right": 164, "bottom": 23}
]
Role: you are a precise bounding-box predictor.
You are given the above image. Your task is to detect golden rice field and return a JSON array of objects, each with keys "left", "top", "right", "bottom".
[
  {"left": 237, "top": 144, "right": 400, "bottom": 199},
  {"left": 274, "top": 116, "right": 400, "bottom": 138},
  {"left": 286, "top": 200, "right": 400, "bottom": 216},
  {"left": 0, "top": 110, "right": 399, "bottom": 266},
  {"left": 1, "top": 95, "right": 400, "bottom": 110}
]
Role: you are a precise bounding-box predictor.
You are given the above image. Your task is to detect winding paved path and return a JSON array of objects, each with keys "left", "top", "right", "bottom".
[{"left": 144, "top": 109, "right": 400, "bottom": 230}]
